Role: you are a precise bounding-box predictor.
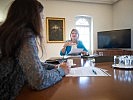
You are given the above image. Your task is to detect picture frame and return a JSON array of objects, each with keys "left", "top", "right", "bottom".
[{"left": 46, "top": 17, "right": 65, "bottom": 43}]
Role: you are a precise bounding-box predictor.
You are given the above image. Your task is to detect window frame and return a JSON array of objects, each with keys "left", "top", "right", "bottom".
[{"left": 75, "top": 15, "right": 93, "bottom": 53}]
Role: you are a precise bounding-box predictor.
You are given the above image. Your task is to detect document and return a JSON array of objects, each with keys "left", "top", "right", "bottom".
[
  {"left": 68, "top": 48, "right": 83, "bottom": 55},
  {"left": 66, "top": 67, "right": 111, "bottom": 77}
]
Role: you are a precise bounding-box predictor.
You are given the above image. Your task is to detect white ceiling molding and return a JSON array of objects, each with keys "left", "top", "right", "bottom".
[{"left": 46, "top": 0, "right": 120, "bottom": 4}]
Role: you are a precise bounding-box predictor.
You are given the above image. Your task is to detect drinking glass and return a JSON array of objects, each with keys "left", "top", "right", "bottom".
[{"left": 114, "top": 56, "right": 119, "bottom": 65}]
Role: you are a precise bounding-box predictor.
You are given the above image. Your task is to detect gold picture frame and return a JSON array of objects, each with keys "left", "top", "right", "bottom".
[{"left": 46, "top": 17, "right": 65, "bottom": 43}]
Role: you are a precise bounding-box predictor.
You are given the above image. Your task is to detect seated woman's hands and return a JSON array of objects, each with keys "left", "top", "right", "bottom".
[
  {"left": 61, "top": 41, "right": 77, "bottom": 54},
  {"left": 63, "top": 41, "right": 76, "bottom": 48},
  {"left": 60, "top": 62, "right": 70, "bottom": 75},
  {"left": 55, "top": 62, "right": 70, "bottom": 75}
]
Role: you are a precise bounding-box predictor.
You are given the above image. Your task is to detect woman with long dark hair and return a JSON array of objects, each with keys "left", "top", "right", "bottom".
[{"left": 0, "top": 0, "right": 69, "bottom": 99}]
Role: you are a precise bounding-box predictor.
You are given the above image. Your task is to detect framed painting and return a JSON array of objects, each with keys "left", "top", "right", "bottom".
[{"left": 46, "top": 17, "right": 65, "bottom": 43}]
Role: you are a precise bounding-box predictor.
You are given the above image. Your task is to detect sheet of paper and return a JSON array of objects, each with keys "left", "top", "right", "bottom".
[
  {"left": 68, "top": 48, "right": 83, "bottom": 55},
  {"left": 66, "top": 67, "right": 111, "bottom": 77}
]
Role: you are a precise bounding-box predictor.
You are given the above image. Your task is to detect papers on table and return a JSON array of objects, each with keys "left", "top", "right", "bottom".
[
  {"left": 68, "top": 48, "right": 83, "bottom": 55},
  {"left": 66, "top": 67, "right": 111, "bottom": 77}
]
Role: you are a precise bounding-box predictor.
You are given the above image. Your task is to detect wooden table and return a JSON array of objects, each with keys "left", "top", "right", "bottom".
[{"left": 16, "top": 58, "right": 133, "bottom": 100}]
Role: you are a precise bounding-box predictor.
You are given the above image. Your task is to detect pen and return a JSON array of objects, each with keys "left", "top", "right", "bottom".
[{"left": 92, "top": 69, "right": 97, "bottom": 75}]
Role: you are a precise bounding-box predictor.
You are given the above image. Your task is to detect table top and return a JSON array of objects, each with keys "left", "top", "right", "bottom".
[{"left": 16, "top": 58, "right": 133, "bottom": 100}]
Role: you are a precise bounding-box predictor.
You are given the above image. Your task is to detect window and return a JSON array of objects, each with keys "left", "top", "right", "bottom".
[{"left": 75, "top": 15, "right": 93, "bottom": 53}]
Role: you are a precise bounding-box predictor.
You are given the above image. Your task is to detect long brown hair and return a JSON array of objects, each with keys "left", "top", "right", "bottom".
[{"left": 0, "top": 0, "right": 43, "bottom": 58}]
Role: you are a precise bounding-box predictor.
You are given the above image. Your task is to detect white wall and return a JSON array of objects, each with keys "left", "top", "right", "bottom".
[
  {"left": 0, "top": 0, "right": 12, "bottom": 22},
  {"left": 113, "top": 0, "right": 133, "bottom": 49}
]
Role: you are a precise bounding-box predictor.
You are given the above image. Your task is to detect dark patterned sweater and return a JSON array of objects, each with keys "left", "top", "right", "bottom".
[{"left": 0, "top": 32, "right": 65, "bottom": 100}]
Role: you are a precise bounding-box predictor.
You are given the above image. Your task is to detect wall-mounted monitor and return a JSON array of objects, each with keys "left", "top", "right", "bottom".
[{"left": 97, "top": 29, "right": 131, "bottom": 49}]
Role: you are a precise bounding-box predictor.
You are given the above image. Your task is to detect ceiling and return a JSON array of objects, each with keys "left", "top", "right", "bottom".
[{"left": 46, "top": 0, "right": 120, "bottom": 4}]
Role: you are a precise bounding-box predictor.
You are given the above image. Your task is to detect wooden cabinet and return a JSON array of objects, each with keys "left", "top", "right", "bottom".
[{"left": 94, "top": 49, "right": 133, "bottom": 56}]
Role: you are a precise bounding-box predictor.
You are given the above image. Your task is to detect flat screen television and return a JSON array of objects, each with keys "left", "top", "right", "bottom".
[{"left": 97, "top": 29, "right": 131, "bottom": 49}]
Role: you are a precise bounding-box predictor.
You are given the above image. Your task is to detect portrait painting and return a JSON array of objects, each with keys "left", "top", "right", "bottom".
[{"left": 46, "top": 17, "right": 65, "bottom": 43}]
